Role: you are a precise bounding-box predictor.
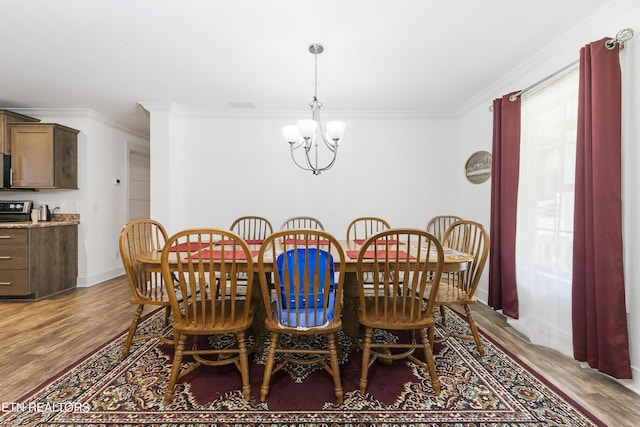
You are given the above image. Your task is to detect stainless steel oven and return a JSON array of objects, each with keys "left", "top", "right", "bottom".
[{"left": 0, "top": 200, "right": 32, "bottom": 222}]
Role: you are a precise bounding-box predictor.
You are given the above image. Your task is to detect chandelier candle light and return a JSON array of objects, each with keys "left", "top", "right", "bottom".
[{"left": 282, "top": 43, "right": 346, "bottom": 175}]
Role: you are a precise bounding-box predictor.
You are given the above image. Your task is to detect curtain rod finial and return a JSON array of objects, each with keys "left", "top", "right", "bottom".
[{"left": 606, "top": 28, "right": 634, "bottom": 50}]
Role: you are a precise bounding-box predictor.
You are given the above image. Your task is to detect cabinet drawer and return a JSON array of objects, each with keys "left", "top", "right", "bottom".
[
  {"left": 0, "top": 229, "right": 27, "bottom": 245},
  {"left": 0, "top": 270, "right": 28, "bottom": 295},
  {"left": 0, "top": 230, "right": 27, "bottom": 268},
  {"left": 0, "top": 250, "right": 27, "bottom": 268}
]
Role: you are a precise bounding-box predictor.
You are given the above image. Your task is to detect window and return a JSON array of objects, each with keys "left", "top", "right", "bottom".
[{"left": 510, "top": 66, "right": 579, "bottom": 356}]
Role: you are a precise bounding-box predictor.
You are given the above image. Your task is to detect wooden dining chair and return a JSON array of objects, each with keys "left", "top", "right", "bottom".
[
  {"left": 160, "top": 228, "right": 259, "bottom": 405},
  {"left": 229, "top": 215, "right": 274, "bottom": 286},
  {"left": 257, "top": 229, "right": 346, "bottom": 404},
  {"left": 346, "top": 216, "right": 392, "bottom": 286},
  {"left": 346, "top": 217, "right": 391, "bottom": 243},
  {"left": 426, "top": 215, "right": 463, "bottom": 242},
  {"left": 355, "top": 228, "right": 445, "bottom": 395},
  {"left": 230, "top": 215, "right": 274, "bottom": 243},
  {"left": 434, "top": 220, "right": 489, "bottom": 356},
  {"left": 279, "top": 216, "right": 324, "bottom": 231},
  {"left": 119, "top": 219, "right": 173, "bottom": 360}
]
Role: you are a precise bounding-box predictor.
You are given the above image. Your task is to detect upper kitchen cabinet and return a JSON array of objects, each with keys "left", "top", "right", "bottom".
[
  {"left": 0, "top": 110, "right": 40, "bottom": 153},
  {"left": 9, "top": 123, "right": 79, "bottom": 189}
]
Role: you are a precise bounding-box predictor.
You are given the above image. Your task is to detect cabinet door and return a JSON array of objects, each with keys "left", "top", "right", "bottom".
[
  {"left": 10, "top": 125, "right": 54, "bottom": 188},
  {"left": 0, "top": 110, "right": 40, "bottom": 154}
]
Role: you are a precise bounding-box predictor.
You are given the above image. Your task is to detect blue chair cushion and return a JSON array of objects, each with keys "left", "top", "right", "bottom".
[{"left": 275, "top": 248, "right": 335, "bottom": 327}]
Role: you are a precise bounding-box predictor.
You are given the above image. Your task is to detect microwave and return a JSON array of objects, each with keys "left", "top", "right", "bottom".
[{"left": 1, "top": 154, "right": 10, "bottom": 188}]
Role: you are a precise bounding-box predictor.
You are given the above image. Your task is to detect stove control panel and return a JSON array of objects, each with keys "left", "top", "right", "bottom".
[{"left": 0, "top": 200, "right": 33, "bottom": 214}]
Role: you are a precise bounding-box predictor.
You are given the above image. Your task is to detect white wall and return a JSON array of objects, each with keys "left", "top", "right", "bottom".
[
  {"left": 2, "top": 108, "right": 149, "bottom": 287},
  {"left": 455, "top": 0, "right": 640, "bottom": 392},
  {"left": 143, "top": 105, "right": 460, "bottom": 237}
]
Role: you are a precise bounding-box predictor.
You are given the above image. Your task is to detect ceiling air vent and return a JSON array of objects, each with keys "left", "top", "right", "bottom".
[{"left": 228, "top": 101, "right": 256, "bottom": 109}]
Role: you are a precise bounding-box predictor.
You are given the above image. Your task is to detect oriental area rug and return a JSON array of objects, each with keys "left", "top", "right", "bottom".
[{"left": 2, "top": 308, "right": 604, "bottom": 426}]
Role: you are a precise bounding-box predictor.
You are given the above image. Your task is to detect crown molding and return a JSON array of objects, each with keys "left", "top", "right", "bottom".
[
  {"left": 138, "top": 104, "right": 458, "bottom": 121},
  {"left": 0, "top": 107, "right": 148, "bottom": 139}
]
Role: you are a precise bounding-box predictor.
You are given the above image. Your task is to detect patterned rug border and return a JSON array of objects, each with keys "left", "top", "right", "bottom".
[
  {"left": 448, "top": 308, "right": 606, "bottom": 427},
  {"left": 3, "top": 306, "right": 607, "bottom": 427}
]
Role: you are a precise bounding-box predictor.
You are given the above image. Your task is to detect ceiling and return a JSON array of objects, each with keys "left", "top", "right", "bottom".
[{"left": 0, "top": 0, "right": 613, "bottom": 136}]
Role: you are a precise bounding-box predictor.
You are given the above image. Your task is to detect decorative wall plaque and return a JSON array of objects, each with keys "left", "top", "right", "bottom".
[{"left": 465, "top": 150, "right": 492, "bottom": 184}]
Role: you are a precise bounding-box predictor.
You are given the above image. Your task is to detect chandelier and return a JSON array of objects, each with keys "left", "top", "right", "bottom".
[{"left": 282, "top": 43, "right": 346, "bottom": 175}]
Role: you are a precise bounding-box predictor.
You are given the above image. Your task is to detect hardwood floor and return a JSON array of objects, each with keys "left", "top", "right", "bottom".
[
  {"left": 471, "top": 303, "right": 640, "bottom": 426},
  {"left": 0, "top": 276, "right": 155, "bottom": 404},
  {"left": 1, "top": 276, "right": 638, "bottom": 425}
]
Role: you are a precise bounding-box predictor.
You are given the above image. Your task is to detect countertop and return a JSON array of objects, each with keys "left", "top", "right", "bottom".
[{"left": 0, "top": 214, "right": 80, "bottom": 228}]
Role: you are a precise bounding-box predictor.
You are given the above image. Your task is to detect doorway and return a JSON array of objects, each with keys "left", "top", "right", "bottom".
[{"left": 128, "top": 150, "right": 150, "bottom": 220}]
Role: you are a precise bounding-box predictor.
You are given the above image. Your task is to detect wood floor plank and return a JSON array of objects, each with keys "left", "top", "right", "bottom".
[{"left": 0, "top": 276, "right": 638, "bottom": 426}]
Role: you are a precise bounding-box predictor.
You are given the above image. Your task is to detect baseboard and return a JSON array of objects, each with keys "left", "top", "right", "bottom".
[
  {"left": 77, "top": 266, "right": 124, "bottom": 288},
  {"left": 475, "top": 287, "right": 488, "bottom": 305},
  {"left": 619, "top": 366, "right": 640, "bottom": 395}
]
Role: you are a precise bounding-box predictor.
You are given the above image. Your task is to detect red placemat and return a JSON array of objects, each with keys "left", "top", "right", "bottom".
[
  {"left": 214, "top": 239, "right": 264, "bottom": 245},
  {"left": 214, "top": 239, "right": 233, "bottom": 245},
  {"left": 346, "top": 250, "right": 414, "bottom": 260},
  {"left": 191, "top": 249, "right": 259, "bottom": 259},
  {"left": 283, "top": 238, "right": 330, "bottom": 245},
  {"left": 353, "top": 238, "right": 404, "bottom": 245},
  {"left": 168, "top": 242, "right": 210, "bottom": 252}
]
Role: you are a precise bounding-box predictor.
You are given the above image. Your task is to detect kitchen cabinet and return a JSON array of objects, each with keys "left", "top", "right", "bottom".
[
  {"left": 9, "top": 123, "right": 79, "bottom": 189},
  {"left": 0, "top": 224, "right": 78, "bottom": 300},
  {"left": 0, "top": 109, "right": 40, "bottom": 154}
]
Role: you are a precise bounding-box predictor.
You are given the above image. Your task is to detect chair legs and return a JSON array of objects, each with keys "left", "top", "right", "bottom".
[
  {"left": 438, "top": 304, "right": 484, "bottom": 357},
  {"left": 237, "top": 332, "right": 252, "bottom": 401},
  {"left": 439, "top": 305, "right": 447, "bottom": 327},
  {"left": 164, "top": 333, "right": 186, "bottom": 405},
  {"left": 163, "top": 331, "right": 252, "bottom": 406},
  {"left": 463, "top": 305, "right": 484, "bottom": 357},
  {"left": 360, "top": 327, "right": 441, "bottom": 396},
  {"left": 359, "top": 327, "right": 374, "bottom": 393},
  {"left": 261, "top": 331, "right": 343, "bottom": 404},
  {"left": 121, "top": 304, "right": 144, "bottom": 360},
  {"left": 419, "top": 328, "right": 441, "bottom": 395},
  {"left": 260, "top": 332, "right": 280, "bottom": 401},
  {"left": 327, "top": 332, "right": 344, "bottom": 404},
  {"left": 122, "top": 305, "right": 173, "bottom": 360}
]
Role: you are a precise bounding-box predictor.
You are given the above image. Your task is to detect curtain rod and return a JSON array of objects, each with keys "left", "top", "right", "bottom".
[
  {"left": 508, "top": 28, "right": 634, "bottom": 102},
  {"left": 488, "top": 28, "right": 634, "bottom": 111},
  {"left": 508, "top": 60, "right": 578, "bottom": 102}
]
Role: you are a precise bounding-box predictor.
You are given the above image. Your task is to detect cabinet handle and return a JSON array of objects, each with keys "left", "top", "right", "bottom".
[
  {"left": 0, "top": 256, "right": 12, "bottom": 259},
  {"left": 0, "top": 282, "right": 11, "bottom": 286},
  {"left": 0, "top": 236, "right": 12, "bottom": 239}
]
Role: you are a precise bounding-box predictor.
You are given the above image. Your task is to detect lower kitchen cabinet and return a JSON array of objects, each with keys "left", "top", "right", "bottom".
[{"left": 0, "top": 224, "right": 78, "bottom": 300}]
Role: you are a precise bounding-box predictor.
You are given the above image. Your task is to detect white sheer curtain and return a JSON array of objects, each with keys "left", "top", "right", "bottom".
[{"left": 508, "top": 67, "right": 579, "bottom": 357}]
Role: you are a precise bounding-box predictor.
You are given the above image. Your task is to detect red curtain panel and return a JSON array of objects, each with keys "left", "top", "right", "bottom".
[
  {"left": 488, "top": 93, "right": 521, "bottom": 319},
  {"left": 572, "top": 37, "right": 632, "bottom": 379}
]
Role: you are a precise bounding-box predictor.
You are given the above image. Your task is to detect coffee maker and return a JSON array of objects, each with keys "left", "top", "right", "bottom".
[{"left": 39, "top": 204, "right": 52, "bottom": 221}]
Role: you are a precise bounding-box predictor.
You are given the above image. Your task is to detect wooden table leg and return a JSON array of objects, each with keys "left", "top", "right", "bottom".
[
  {"left": 342, "top": 271, "right": 360, "bottom": 339},
  {"left": 251, "top": 272, "right": 268, "bottom": 338}
]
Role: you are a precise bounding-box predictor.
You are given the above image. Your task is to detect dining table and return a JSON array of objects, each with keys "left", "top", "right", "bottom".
[{"left": 136, "top": 238, "right": 473, "bottom": 339}]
